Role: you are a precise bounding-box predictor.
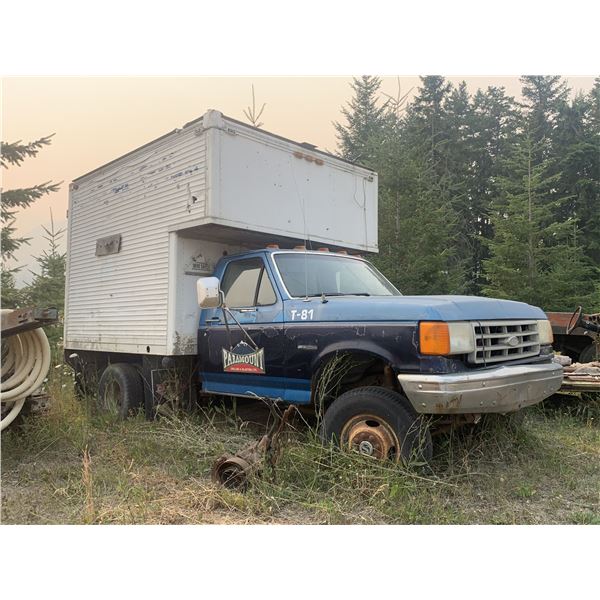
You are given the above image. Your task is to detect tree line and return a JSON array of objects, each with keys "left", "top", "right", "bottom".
[
  {"left": 335, "top": 76, "right": 600, "bottom": 311},
  {"left": 2, "top": 76, "right": 599, "bottom": 318}
]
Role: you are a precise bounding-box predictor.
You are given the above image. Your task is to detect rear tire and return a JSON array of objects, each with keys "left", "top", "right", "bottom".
[
  {"left": 579, "top": 343, "right": 599, "bottom": 364},
  {"left": 97, "top": 363, "right": 143, "bottom": 419},
  {"left": 320, "top": 386, "right": 433, "bottom": 465}
]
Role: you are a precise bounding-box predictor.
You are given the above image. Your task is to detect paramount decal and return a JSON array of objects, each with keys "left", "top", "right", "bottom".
[{"left": 222, "top": 341, "right": 265, "bottom": 374}]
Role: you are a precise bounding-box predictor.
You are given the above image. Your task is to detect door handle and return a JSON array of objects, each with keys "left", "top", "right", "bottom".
[{"left": 206, "top": 317, "right": 221, "bottom": 323}]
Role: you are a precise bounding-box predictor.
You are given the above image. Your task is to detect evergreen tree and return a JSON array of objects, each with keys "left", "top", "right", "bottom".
[
  {"left": 585, "top": 78, "right": 600, "bottom": 265},
  {"left": 1, "top": 135, "right": 60, "bottom": 261},
  {"left": 0, "top": 269, "right": 23, "bottom": 309},
  {"left": 590, "top": 77, "right": 600, "bottom": 132},
  {"left": 22, "top": 211, "right": 66, "bottom": 313},
  {"left": 1, "top": 134, "right": 60, "bottom": 308},
  {"left": 374, "top": 153, "right": 464, "bottom": 295},
  {"left": 443, "top": 82, "right": 478, "bottom": 290},
  {"left": 334, "top": 76, "right": 387, "bottom": 166},
  {"left": 399, "top": 76, "right": 467, "bottom": 292},
  {"left": 333, "top": 74, "right": 597, "bottom": 308},
  {"left": 552, "top": 86, "right": 600, "bottom": 266},
  {"left": 467, "top": 86, "right": 520, "bottom": 292},
  {"left": 405, "top": 75, "right": 453, "bottom": 176},
  {"left": 372, "top": 78, "right": 465, "bottom": 294},
  {"left": 20, "top": 212, "right": 67, "bottom": 343},
  {"left": 483, "top": 129, "right": 595, "bottom": 309},
  {"left": 520, "top": 75, "right": 569, "bottom": 161}
]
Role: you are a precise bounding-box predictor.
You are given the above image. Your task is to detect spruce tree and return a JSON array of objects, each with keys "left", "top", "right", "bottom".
[
  {"left": 483, "top": 129, "right": 595, "bottom": 309},
  {"left": 552, "top": 86, "right": 600, "bottom": 266},
  {"left": 1, "top": 134, "right": 60, "bottom": 309},
  {"left": 372, "top": 79, "right": 464, "bottom": 294},
  {"left": 443, "top": 82, "right": 478, "bottom": 291},
  {"left": 333, "top": 74, "right": 597, "bottom": 306},
  {"left": 0, "top": 270, "right": 23, "bottom": 308},
  {"left": 405, "top": 76, "right": 453, "bottom": 175},
  {"left": 400, "top": 76, "right": 467, "bottom": 293},
  {"left": 520, "top": 75, "right": 569, "bottom": 162},
  {"left": 468, "top": 86, "right": 520, "bottom": 292},
  {"left": 585, "top": 78, "right": 600, "bottom": 265},
  {"left": 334, "top": 76, "right": 387, "bottom": 166},
  {"left": 1, "top": 135, "right": 60, "bottom": 261},
  {"left": 22, "top": 211, "right": 66, "bottom": 313},
  {"left": 20, "top": 212, "right": 66, "bottom": 343},
  {"left": 378, "top": 167, "right": 463, "bottom": 295}
]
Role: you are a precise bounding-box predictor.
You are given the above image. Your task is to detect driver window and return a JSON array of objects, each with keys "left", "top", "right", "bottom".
[{"left": 221, "top": 258, "right": 277, "bottom": 308}]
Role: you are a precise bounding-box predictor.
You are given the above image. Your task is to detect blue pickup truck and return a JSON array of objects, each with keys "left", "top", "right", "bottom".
[{"left": 194, "top": 247, "right": 563, "bottom": 462}]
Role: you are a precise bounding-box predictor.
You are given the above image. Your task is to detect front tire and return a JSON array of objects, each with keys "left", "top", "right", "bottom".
[
  {"left": 97, "top": 363, "right": 144, "bottom": 419},
  {"left": 320, "top": 386, "right": 433, "bottom": 465}
]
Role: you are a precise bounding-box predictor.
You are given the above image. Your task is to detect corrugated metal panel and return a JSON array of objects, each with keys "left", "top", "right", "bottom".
[{"left": 65, "top": 124, "right": 208, "bottom": 354}]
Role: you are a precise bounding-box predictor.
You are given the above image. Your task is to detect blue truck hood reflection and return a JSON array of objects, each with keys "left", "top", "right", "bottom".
[{"left": 286, "top": 295, "right": 546, "bottom": 322}]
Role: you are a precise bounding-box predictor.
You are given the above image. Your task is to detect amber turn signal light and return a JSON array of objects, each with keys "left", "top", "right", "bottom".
[{"left": 419, "top": 322, "right": 451, "bottom": 355}]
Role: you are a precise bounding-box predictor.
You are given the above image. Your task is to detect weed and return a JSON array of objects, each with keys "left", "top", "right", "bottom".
[
  {"left": 570, "top": 511, "right": 600, "bottom": 525},
  {"left": 81, "top": 446, "right": 95, "bottom": 523},
  {"left": 2, "top": 368, "right": 599, "bottom": 524}
]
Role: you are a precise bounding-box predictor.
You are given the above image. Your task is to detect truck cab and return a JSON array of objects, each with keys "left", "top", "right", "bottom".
[{"left": 196, "top": 248, "right": 563, "bottom": 463}]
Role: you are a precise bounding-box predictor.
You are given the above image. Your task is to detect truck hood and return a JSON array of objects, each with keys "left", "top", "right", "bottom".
[{"left": 291, "top": 295, "right": 547, "bottom": 322}]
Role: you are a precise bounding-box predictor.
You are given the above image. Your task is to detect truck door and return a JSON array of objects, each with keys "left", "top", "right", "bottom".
[{"left": 198, "top": 256, "right": 286, "bottom": 399}]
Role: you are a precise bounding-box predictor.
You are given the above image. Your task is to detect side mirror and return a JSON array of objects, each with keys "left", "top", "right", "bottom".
[{"left": 197, "top": 276, "right": 222, "bottom": 308}]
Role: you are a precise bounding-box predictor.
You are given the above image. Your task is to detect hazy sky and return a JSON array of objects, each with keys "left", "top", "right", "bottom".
[{"left": 2, "top": 76, "right": 596, "bottom": 283}]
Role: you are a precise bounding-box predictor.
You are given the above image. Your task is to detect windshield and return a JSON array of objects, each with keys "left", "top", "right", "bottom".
[{"left": 273, "top": 253, "right": 400, "bottom": 298}]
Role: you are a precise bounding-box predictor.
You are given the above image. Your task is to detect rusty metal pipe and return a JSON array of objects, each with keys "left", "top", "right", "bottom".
[{"left": 211, "top": 404, "right": 296, "bottom": 490}]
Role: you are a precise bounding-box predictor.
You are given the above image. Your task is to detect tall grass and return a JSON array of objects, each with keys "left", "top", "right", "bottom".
[{"left": 2, "top": 356, "right": 599, "bottom": 524}]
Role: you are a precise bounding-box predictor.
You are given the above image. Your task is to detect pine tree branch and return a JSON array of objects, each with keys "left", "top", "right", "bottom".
[
  {"left": 1, "top": 135, "right": 56, "bottom": 168},
  {"left": 1, "top": 221, "right": 30, "bottom": 262},
  {"left": 1, "top": 182, "right": 62, "bottom": 226}
]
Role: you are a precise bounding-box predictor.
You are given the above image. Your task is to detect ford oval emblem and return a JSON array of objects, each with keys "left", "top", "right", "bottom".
[{"left": 505, "top": 335, "right": 519, "bottom": 347}]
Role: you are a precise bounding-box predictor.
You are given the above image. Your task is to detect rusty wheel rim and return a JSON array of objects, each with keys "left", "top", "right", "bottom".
[{"left": 340, "top": 414, "right": 400, "bottom": 461}]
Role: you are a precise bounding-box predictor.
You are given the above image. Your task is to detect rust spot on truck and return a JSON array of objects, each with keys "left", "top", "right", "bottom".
[{"left": 434, "top": 394, "right": 463, "bottom": 413}]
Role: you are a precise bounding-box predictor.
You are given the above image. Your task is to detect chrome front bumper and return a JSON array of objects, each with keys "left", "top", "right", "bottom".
[{"left": 397, "top": 362, "right": 563, "bottom": 414}]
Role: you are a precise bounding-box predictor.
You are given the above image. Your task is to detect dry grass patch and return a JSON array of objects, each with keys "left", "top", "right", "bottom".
[{"left": 2, "top": 373, "right": 599, "bottom": 525}]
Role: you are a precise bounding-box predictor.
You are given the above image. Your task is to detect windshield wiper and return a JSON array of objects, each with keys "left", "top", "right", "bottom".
[{"left": 306, "top": 292, "right": 371, "bottom": 297}]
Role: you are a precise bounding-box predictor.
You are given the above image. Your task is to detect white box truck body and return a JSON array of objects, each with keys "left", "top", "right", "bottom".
[{"left": 64, "top": 110, "right": 378, "bottom": 357}]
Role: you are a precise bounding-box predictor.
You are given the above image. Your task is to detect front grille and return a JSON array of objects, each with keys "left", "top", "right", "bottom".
[{"left": 468, "top": 320, "right": 540, "bottom": 365}]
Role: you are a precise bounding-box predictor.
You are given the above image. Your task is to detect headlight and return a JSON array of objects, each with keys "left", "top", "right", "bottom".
[
  {"left": 537, "top": 319, "right": 553, "bottom": 345},
  {"left": 419, "top": 322, "right": 475, "bottom": 356}
]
